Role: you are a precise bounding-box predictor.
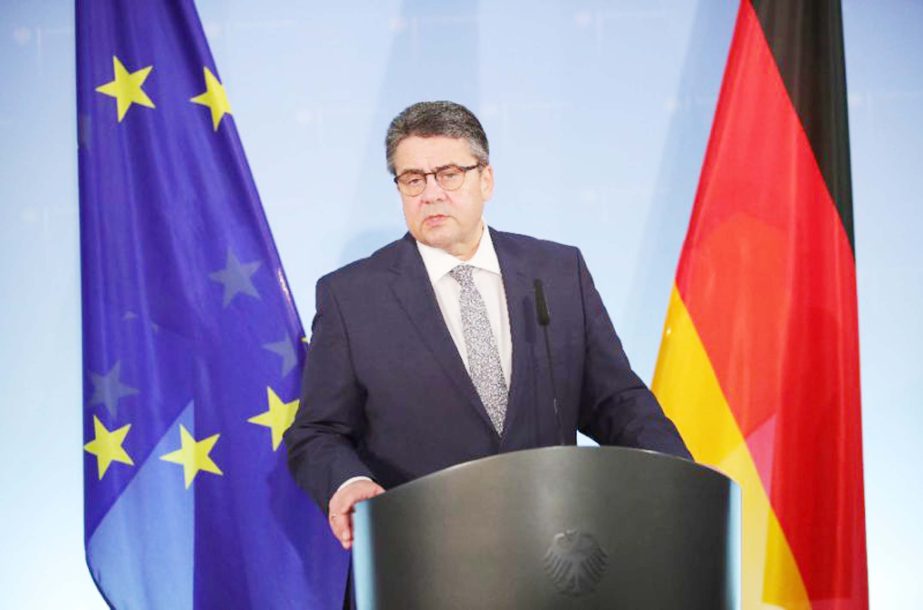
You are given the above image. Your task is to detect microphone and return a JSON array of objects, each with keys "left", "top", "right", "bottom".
[{"left": 534, "top": 279, "right": 565, "bottom": 446}]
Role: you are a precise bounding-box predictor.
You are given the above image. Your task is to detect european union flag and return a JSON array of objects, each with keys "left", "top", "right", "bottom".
[{"left": 77, "top": 2, "right": 347, "bottom": 608}]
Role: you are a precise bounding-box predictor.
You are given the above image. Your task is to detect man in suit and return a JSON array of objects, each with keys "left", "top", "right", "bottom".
[{"left": 284, "top": 101, "right": 690, "bottom": 551}]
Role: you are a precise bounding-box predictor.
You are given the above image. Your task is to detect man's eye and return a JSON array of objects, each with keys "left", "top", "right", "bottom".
[
  {"left": 439, "top": 170, "right": 461, "bottom": 180},
  {"left": 402, "top": 175, "right": 424, "bottom": 187}
]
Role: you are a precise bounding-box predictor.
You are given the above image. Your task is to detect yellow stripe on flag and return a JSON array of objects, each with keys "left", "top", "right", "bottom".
[{"left": 652, "top": 286, "right": 811, "bottom": 609}]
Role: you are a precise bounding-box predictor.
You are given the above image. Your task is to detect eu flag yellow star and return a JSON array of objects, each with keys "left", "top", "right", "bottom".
[
  {"left": 248, "top": 387, "right": 299, "bottom": 451},
  {"left": 160, "top": 425, "right": 223, "bottom": 488},
  {"left": 95, "top": 56, "right": 155, "bottom": 122},
  {"left": 84, "top": 415, "right": 134, "bottom": 479},
  {"left": 190, "top": 66, "right": 232, "bottom": 131}
]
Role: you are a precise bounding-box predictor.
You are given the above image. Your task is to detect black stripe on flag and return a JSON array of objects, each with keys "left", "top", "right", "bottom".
[{"left": 750, "top": 0, "right": 855, "bottom": 253}]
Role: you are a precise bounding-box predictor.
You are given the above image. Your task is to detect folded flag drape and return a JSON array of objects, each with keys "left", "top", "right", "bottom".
[
  {"left": 77, "top": 2, "right": 347, "bottom": 607},
  {"left": 652, "top": 1, "right": 867, "bottom": 608}
]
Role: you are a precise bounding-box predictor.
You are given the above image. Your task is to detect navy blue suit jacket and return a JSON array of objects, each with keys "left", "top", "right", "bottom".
[{"left": 284, "top": 229, "right": 690, "bottom": 512}]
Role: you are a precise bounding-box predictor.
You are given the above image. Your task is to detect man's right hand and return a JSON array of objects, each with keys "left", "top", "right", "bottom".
[{"left": 328, "top": 479, "right": 385, "bottom": 550}]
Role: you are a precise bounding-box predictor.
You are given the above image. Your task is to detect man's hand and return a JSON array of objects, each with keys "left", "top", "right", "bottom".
[{"left": 328, "top": 479, "right": 385, "bottom": 550}]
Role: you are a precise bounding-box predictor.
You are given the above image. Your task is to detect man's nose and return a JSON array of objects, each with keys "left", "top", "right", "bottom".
[{"left": 419, "top": 173, "right": 445, "bottom": 202}]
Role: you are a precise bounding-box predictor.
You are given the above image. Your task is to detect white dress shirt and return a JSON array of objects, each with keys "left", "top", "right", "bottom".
[
  {"left": 415, "top": 222, "right": 512, "bottom": 387},
  {"left": 335, "top": 221, "right": 512, "bottom": 494}
]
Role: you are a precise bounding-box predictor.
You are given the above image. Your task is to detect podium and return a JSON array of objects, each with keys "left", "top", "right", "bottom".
[{"left": 352, "top": 447, "right": 739, "bottom": 609}]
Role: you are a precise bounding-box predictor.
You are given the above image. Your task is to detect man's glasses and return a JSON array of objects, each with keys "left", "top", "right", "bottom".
[{"left": 393, "top": 163, "right": 481, "bottom": 197}]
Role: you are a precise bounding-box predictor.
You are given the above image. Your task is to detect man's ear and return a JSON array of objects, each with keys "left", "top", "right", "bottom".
[{"left": 480, "top": 164, "right": 494, "bottom": 200}]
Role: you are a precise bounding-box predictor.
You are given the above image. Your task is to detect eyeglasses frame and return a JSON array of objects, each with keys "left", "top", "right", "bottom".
[{"left": 393, "top": 163, "right": 483, "bottom": 196}]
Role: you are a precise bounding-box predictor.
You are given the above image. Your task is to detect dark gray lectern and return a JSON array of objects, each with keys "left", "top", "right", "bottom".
[{"left": 352, "top": 447, "right": 740, "bottom": 609}]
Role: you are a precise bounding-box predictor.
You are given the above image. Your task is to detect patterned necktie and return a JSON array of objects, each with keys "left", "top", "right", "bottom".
[{"left": 449, "top": 264, "right": 508, "bottom": 433}]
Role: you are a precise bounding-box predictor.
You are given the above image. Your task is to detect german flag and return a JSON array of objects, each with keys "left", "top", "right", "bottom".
[{"left": 652, "top": 1, "right": 867, "bottom": 608}]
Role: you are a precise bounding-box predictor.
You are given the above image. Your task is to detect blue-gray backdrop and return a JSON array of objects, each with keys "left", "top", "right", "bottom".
[{"left": 0, "top": 1, "right": 920, "bottom": 607}]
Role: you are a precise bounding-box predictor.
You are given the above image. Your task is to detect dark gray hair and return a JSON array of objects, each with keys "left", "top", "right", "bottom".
[{"left": 385, "top": 101, "right": 490, "bottom": 175}]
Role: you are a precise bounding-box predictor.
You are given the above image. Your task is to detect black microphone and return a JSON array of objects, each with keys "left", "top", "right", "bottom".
[{"left": 534, "top": 279, "right": 565, "bottom": 446}]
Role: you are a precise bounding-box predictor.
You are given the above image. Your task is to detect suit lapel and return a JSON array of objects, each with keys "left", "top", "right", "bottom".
[
  {"left": 388, "top": 235, "right": 496, "bottom": 432},
  {"left": 491, "top": 229, "right": 535, "bottom": 437}
]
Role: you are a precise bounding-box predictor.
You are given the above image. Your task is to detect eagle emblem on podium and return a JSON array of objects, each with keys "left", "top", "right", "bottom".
[{"left": 543, "top": 529, "right": 609, "bottom": 596}]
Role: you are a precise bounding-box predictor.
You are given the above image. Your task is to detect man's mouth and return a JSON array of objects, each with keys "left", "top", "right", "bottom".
[{"left": 424, "top": 214, "right": 448, "bottom": 225}]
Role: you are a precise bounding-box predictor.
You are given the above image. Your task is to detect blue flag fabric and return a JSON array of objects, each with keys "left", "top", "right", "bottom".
[{"left": 77, "top": 2, "right": 348, "bottom": 608}]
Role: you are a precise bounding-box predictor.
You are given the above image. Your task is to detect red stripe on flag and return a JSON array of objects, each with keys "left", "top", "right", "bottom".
[{"left": 675, "top": 1, "right": 867, "bottom": 605}]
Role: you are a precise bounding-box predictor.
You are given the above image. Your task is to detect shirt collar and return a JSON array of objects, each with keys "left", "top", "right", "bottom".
[{"left": 416, "top": 221, "right": 502, "bottom": 283}]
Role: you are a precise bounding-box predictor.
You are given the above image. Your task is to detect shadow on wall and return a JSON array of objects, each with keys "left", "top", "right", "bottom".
[
  {"left": 619, "top": 0, "right": 737, "bottom": 379},
  {"left": 338, "top": 226, "right": 408, "bottom": 267}
]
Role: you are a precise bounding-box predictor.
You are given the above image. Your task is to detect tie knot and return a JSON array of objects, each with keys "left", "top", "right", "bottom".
[{"left": 449, "top": 264, "right": 475, "bottom": 287}]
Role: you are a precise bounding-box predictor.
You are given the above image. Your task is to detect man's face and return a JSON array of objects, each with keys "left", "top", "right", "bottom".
[{"left": 392, "top": 135, "right": 494, "bottom": 260}]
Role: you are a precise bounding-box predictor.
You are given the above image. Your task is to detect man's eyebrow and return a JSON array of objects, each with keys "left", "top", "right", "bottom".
[{"left": 397, "top": 163, "right": 464, "bottom": 176}]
